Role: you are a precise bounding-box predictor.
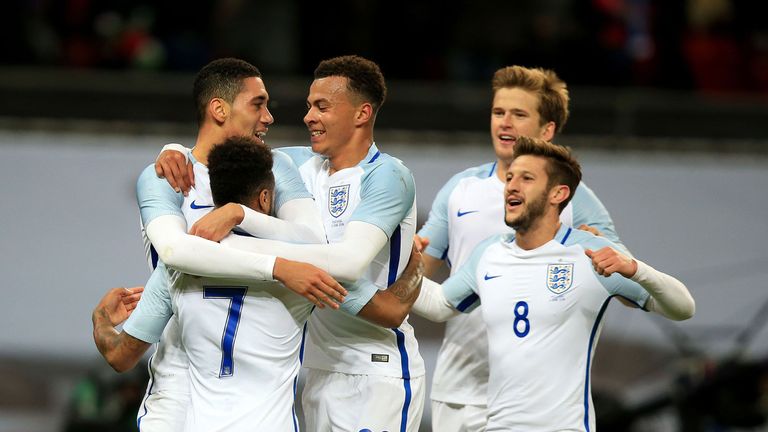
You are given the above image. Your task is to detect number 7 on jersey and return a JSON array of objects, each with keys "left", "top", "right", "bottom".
[{"left": 203, "top": 286, "right": 248, "bottom": 377}]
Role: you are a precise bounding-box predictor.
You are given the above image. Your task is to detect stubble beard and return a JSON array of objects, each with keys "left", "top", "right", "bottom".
[{"left": 506, "top": 190, "right": 548, "bottom": 234}]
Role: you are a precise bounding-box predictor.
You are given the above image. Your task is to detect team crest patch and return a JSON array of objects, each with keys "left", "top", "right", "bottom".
[
  {"left": 329, "top": 184, "right": 350, "bottom": 218},
  {"left": 547, "top": 263, "right": 574, "bottom": 294}
]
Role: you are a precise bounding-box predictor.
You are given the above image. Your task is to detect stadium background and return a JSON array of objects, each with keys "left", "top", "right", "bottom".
[{"left": 1, "top": 1, "right": 767, "bottom": 431}]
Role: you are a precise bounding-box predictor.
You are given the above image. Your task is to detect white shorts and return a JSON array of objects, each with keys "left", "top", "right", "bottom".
[
  {"left": 302, "top": 369, "right": 425, "bottom": 432},
  {"left": 431, "top": 400, "right": 488, "bottom": 432},
  {"left": 136, "top": 389, "right": 189, "bottom": 432}
]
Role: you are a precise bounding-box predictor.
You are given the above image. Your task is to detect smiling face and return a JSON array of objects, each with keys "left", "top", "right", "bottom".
[
  {"left": 222, "top": 77, "right": 274, "bottom": 145},
  {"left": 491, "top": 87, "right": 555, "bottom": 164},
  {"left": 503, "top": 155, "right": 555, "bottom": 233},
  {"left": 303, "top": 76, "right": 360, "bottom": 159}
]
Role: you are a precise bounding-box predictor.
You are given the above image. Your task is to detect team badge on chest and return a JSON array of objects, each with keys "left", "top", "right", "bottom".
[
  {"left": 328, "top": 184, "right": 350, "bottom": 218},
  {"left": 546, "top": 263, "right": 574, "bottom": 294}
]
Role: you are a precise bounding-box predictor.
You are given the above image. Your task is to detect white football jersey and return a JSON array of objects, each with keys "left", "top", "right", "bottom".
[
  {"left": 126, "top": 147, "right": 315, "bottom": 429},
  {"left": 418, "top": 161, "right": 622, "bottom": 405},
  {"left": 280, "top": 144, "right": 426, "bottom": 380},
  {"left": 442, "top": 225, "right": 649, "bottom": 431},
  {"left": 170, "top": 271, "right": 311, "bottom": 432}
]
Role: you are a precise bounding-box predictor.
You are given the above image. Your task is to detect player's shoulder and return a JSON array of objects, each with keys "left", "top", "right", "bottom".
[
  {"left": 457, "top": 161, "right": 496, "bottom": 180},
  {"left": 440, "top": 161, "right": 497, "bottom": 192},
  {"left": 137, "top": 163, "right": 173, "bottom": 191},
  {"left": 562, "top": 226, "right": 621, "bottom": 251},
  {"left": 363, "top": 151, "right": 414, "bottom": 185},
  {"left": 274, "top": 146, "right": 316, "bottom": 167}
]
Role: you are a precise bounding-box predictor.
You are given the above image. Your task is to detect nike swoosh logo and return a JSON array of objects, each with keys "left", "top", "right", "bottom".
[
  {"left": 190, "top": 200, "right": 213, "bottom": 210},
  {"left": 457, "top": 209, "right": 479, "bottom": 217},
  {"left": 484, "top": 273, "right": 501, "bottom": 281}
]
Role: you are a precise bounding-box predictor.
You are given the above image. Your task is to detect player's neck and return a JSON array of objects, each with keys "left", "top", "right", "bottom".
[
  {"left": 327, "top": 134, "right": 373, "bottom": 175},
  {"left": 192, "top": 128, "right": 223, "bottom": 166},
  {"left": 495, "top": 158, "right": 512, "bottom": 182},
  {"left": 515, "top": 215, "right": 561, "bottom": 250}
]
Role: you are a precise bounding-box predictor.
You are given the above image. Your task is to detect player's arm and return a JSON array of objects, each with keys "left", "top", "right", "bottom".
[
  {"left": 221, "top": 221, "right": 388, "bottom": 283},
  {"left": 157, "top": 145, "right": 326, "bottom": 244},
  {"left": 92, "top": 287, "right": 152, "bottom": 372},
  {"left": 138, "top": 166, "right": 345, "bottom": 307},
  {"left": 586, "top": 246, "right": 695, "bottom": 320},
  {"left": 417, "top": 171, "right": 458, "bottom": 279},
  {"left": 414, "top": 235, "right": 496, "bottom": 321},
  {"left": 354, "top": 244, "right": 424, "bottom": 328}
]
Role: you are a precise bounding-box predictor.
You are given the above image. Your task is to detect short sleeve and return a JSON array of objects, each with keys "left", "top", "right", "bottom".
[
  {"left": 574, "top": 234, "right": 649, "bottom": 307},
  {"left": 339, "top": 279, "right": 378, "bottom": 316},
  {"left": 350, "top": 158, "right": 416, "bottom": 238},
  {"left": 442, "top": 235, "right": 499, "bottom": 313},
  {"left": 271, "top": 149, "right": 313, "bottom": 213},
  {"left": 123, "top": 263, "right": 173, "bottom": 343},
  {"left": 418, "top": 175, "right": 458, "bottom": 260},
  {"left": 136, "top": 164, "right": 184, "bottom": 226},
  {"left": 571, "top": 182, "right": 626, "bottom": 252}
]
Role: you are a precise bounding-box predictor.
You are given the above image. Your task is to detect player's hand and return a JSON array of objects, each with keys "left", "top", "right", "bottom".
[
  {"left": 272, "top": 258, "right": 347, "bottom": 309},
  {"left": 578, "top": 224, "right": 603, "bottom": 236},
  {"left": 413, "top": 235, "right": 429, "bottom": 252},
  {"left": 585, "top": 247, "right": 637, "bottom": 278},
  {"left": 94, "top": 286, "right": 144, "bottom": 327},
  {"left": 155, "top": 149, "right": 195, "bottom": 196},
  {"left": 189, "top": 203, "right": 244, "bottom": 242}
]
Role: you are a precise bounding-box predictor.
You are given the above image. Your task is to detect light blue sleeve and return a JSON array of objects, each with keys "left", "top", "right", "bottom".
[
  {"left": 271, "top": 149, "right": 313, "bottom": 213},
  {"left": 571, "top": 182, "right": 626, "bottom": 252},
  {"left": 123, "top": 263, "right": 173, "bottom": 343},
  {"left": 351, "top": 157, "right": 416, "bottom": 238},
  {"left": 275, "top": 146, "right": 317, "bottom": 168},
  {"left": 339, "top": 279, "right": 378, "bottom": 315},
  {"left": 136, "top": 164, "right": 184, "bottom": 226},
  {"left": 418, "top": 174, "right": 459, "bottom": 260},
  {"left": 569, "top": 232, "right": 650, "bottom": 308},
  {"left": 442, "top": 235, "right": 500, "bottom": 313}
]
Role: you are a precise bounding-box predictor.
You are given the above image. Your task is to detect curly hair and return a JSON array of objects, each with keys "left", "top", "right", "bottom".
[
  {"left": 208, "top": 136, "right": 274, "bottom": 208},
  {"left": 314, "top": 55, "right": 387, "bottom": 114}
]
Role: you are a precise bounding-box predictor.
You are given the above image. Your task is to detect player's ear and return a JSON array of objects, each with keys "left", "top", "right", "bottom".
[
  {"left": 550, "top": 184, "right": 570, "bottom": 206},
  {"left": 209, "top": 98, "right": 228, "bottom": 124},
  {"left": 259, "top": 189, "right": 273, "bottom": 215},
  {"left": 355, "top": 102, "right": 373, "bottom": 126},
  {"left": 541, "top": 121, "right": 556, "bottom": 141}
]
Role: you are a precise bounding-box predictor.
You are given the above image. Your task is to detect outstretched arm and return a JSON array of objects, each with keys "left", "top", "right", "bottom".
[
  {"left": 92, "top": 287, "right": 152, "bottom": 372},
  {"left": 357, "top": 244, "right": 424, "bottom": 328},
  {"left": 221, "top": 221, "right": 389, "bottom": 283},
  {"left": 586, "top": 247, "right": 695, "bottom": 321},
  {"left": 411, "top": 277, "right": 461, "bottom": 322}
]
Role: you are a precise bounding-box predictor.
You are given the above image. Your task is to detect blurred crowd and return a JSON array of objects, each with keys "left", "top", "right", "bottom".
[{"left": 3, "top": 0, "right": 766, "bottom": 92}]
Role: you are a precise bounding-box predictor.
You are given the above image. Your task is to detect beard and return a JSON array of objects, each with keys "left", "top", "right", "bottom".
[{"left": 505, "top": 189, "right": 548, "bottom": 233}]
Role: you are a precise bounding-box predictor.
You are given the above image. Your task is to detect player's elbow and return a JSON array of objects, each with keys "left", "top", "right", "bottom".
[
  {"left": 103, "top": 350, "right": 138, "bottom": 373},
  {"left": 333, "top": 255, "right": 370, "bottom": 284},
  {"left": 672, "top": 297, "right": 696, "bottom": 321}
]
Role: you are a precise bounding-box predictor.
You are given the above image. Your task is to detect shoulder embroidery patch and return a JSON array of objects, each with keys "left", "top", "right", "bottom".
[
  {"left": 328, "top": 184, "right": 350, "bottom": 218},
  {"left": 547, "top": 263, "right": 574, "bottom": 294}
]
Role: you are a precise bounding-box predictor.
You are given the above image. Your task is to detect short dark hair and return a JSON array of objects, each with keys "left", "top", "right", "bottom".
[
  {"left": 208, "top": 136, "right": 275, "bottom": 208},
  {"left": 492, "top": 66, "right": 570, "bottom": 135},
  {"left": 314, "top": 55, "right": 387, "bottom": 114},
  {"left": 512, "top": 136, "right": 582, "bottom": 211},
  {"left": 193, "top": 58, "right": 262, "bottom": 126}
]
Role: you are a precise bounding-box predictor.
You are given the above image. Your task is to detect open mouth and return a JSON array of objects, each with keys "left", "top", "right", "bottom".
[
  {"left": 310, "top": 130, "right": 325, "bottom": 137},
  {"left": 506, "top": 196, "right": 523, "bottom": 209},
  {"left": 254, "top": 131, "right": 267, "bottom": 144},
  {"left": 498, "top": 134, "right": 516, "bottom": 144}
]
